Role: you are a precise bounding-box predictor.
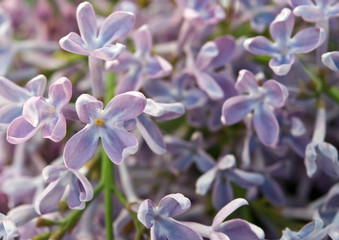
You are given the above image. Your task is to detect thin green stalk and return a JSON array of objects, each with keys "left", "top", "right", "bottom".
[{"left": 101, "top": 72, "right": 116, "bottom": 240}]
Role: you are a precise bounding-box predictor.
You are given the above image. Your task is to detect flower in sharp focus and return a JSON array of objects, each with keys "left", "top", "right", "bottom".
[
  {"left": 34, "top": 165, "right": 93, "bottom": 215},
  {"left": 0, "top": 75, "right": 46, "bottom": 129},
  {"left": 137, "top": 193, "right": 203, "bottom": 240},
  {"left": 63, "top": 91, "right": 146, "bottom": 169},
  {"left": 106, "top": 24, "right": 172, "bottom": 94},
  {"left": 221, "top": 69, "right": 288, "bottom": 146},
  {"left": 7, "top": 77, "right": 72, "bottom": 144},
  {"left": 244, "top": 8, "right": 325, "bottom": 75},
  {"left": 59, "top": 1, "right": 135, "bottom": 61}
]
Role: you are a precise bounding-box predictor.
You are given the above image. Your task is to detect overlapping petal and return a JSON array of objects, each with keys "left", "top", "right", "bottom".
[
  {"left": 158, "top": 193, "right": 191, "bottom": 217},
  {"left": 269, "top": 8, "right": 294, "bottom": 43},
  {"left": 59, "top": 32, "right": 90, "bottom": 56},
  {"left": 322, "top": 51, "right": 339, "bottom": 71},
  {"left": 76, "top": 94, "right": 104, "bottom": 123}
]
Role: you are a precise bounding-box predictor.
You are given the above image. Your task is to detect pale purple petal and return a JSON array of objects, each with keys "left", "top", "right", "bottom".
[
  {"left": 228, "top": 169, "right": 265, "bottom": 188},
  {"left": 21, "top": 96, "right": 49, "bottom": 127},
  {"left": 293, "top": 6, "right": 325, "bottom": 22},
  {"left": 59, "top": 32, "right": 90, "bottom": 56},
  {"left": 210, "top": 36, "right": 236, "bottom": 68},
  {"left": 93, "top": 43, "right": 126, "bottom": 61},
  {"left": 105, "top": 51, "right": 136, "bottom": 72},
  {"left": 196, "top": 167, "right": 218, "bottom": 195},
  {"left": 270, "top": 8, "right": 294, "bottom": 43},
  {"left": 158, "top": 193, "right": 191, "bottom": 217},
  {"left": 253, "top": 103, "right": 279, "bottom": 146},
  {"left": 75, "top": 94, "right": 103, "bottom": 123},
  {"left": 244, "top": 36, "right": 277, "bottom": 56},
  {"left": 161, "top": 219, "right": 203, "bottom": 240},
  {"left": 183, "top": 89, "right": 208, "bottom": 109},
  {"left": 262, "top": 80, "right": 288, "bottom": 108},
  {"left": 1, "top": 216, "right": 18, "bottom": 238},
  {"left": 68, "top": 184, "right": 84, "bottom": 210},
  {"left": 25, "top": 74, "right": 47, "bottom": 96},
  {"left": 76, "top": 2, "right": 97, "bottom": 48},
  {"left": 72, "top": 170, "right": 93, "bottom": 202},
  {"left": 195, "top": 150, "right": 216, "bottom": 172},
  {"left": 305, "top": 143, "right": 318, "bottom": 178},
  {"left": 115, "top": 68, "right": 143, "bottom": 94},
  {"left": 34, "top": 180, "right": 65, "bottom": 214},
  {"left": 137, "top": 199, "right": 156, "bottom": 228},
  {"left": 6, "top": 116, "right": 41, "bottom": 144},
  {"left": 0, "top": 105, "right": 22, "bottom": 125},
  {"left": 212, "top": 198, "right": 248, "bottom": 228},
  {"left": 195, "top": 41, "right": 219, "bottom": 70},
  {"left": 216, "top": 219, "right": 264, "bottom": 240},
  {"left": 49, "top": 77, "right": 72, "bottom": 110},
  {"left": 322, "top": 51, "right": 339, "bottom": 71},
  {"left": 97, "top": 11, "right": 135, "bottom": 46},
  {"left": 194, "top": 71, "right": 224, "bottom": 100},
  {"left": 146, "top": 56, "right": 172, "bottom": 78},
  {"left": 101, "top": 127, "right": 138, "bottom": 164},
  {"left": 0, "top": 77, "right": 30, "bottom": 102},
  {"left": 173, "top": 153, "right": 194, "bottom": 172},
  {"left": 213, "top": 176, "right": 234, "bottom": 210},
  {"left": 316, "top": 142, "right": 339, "bottom": 178},
  {"left": 64, "top": 125, "right": 99, "bottom": 169},
  {"left": 133, "top": 25, "right": 152, "bottom": 56},
  {"left": 136, "top": 114, "right": 166, "bottom": 155},
  {"left": 269, "top": 54, "right": 295, "bottom": 76},
  {"left": 104, "top": 91, "right": 146, "bottom": 123},
  {"left": 235, "top": 70, "right": 259, "bottom": 94},
  {"left": 261, "top": 177, "right": 285, "bottom": 205},
  {"left": 221, "top": 95, "right": 258, "bottom": 125},
  {"left": 289, "top": 27, "right": 325, "bottom": 53},
  {"left": 42, "top": 114, "right": 66, "bottom": 142},
  {"left": 42, "top": 165, "right": 66, "bottom": 183}
]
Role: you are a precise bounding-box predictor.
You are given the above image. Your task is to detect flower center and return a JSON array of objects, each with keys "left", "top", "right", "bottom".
[{"left": 94, "top": 118, "right": 105, "bottom": 127}]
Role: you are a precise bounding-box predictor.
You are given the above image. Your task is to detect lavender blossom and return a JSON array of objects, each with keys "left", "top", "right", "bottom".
[
  {"left": 34, "top": 165, "right": 93, "bottom": 214},
  {"left": 106, "top": 25, "right": 172, "bottom": 94},
  {"left": 0, "top": 213, "right": 19, "bottom": 239},
  {"left": 244, "top": 8, "right": 325, "bottom": 75},
  {"left": 7, "top": 77, "right": 72, "bottom": 144},
  {"left": 64, "top": 91, "right": 146, "bottom": 169},
  {"left": 137, "top": 193, "right": 203, "bottom": 240},
  {"left": 221, "top": 69, "right": 288, "bottom": 146},
  {"left": 322, "top": 51, "right": 339, "bottom": 71}
]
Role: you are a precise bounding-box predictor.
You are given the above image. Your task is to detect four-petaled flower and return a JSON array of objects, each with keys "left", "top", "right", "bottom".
[{"left": 64, "top": 91, "right": 146, "bottom": 169}]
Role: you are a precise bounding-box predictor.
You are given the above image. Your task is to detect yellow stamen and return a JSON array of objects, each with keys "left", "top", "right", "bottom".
[{"left": 94, "top": 118, "right": 105, "bottom": 127}]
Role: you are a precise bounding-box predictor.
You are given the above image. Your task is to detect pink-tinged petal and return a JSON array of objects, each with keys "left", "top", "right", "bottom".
[
  {"left": 22, "top": 96, "right": 49, "bottom": 127},
  {"left": 34, "top": 180, "right": 65, "bottom": 214},
  {"left": 97, "top": 11, "right": 135, "bottom": 46},
  {"left": 101, "top": 127, "right": 138, "bottom": 165},
  {"left": 262, "top": 80, "right": 288, "bottom": 108},
  {"left": 133, "top": 25, "right": 152, "bottom": 56},
  {"left": 269, "top": 54, "right": 295, "bottom": 76},
  {"left": 64, "top": 125, "right": 99, "bottom": 169},
  {"left": 59, "top": 32, "right": 90, "bottom": 56},
  {"left": 76, "top": 2, "right": 97, "bottom": 48},
  {"left": 93, "top": 43, "right": 126, "bottom": 61},
  {"left": 25, "top": 74, "right": 47, "bottom": 96},
  {"left": 158, "top": 193, "right": 191, "bottom": 217},
  {"left": 253, "top": 103, "right": 279, "bottom": 146},
  {"left": 104, "top": 91, "right": 146, "bottom": 123},
  {"left": 216, "top": 219, "right": 265, "bottom": 240},
  {"left": 195, "top": 41, "right": 219, "bottom": 70},
  {"left": 211, "top": 232, "right": 230, "bottom": 240},
  {"left": 161, "top": 219, "right": 203, "bottom": 240},
  {"left": 0, "top": 77, "right": 30, "bottom": 102},
  {"left": 212, "top": 198, "right": 248, "bottom": 228},
  {"left": 137, "top": 199, "right": 156, "bottom": 228},
  {"left": 293, "top": 6, "right": 324, "bottom": 22},
  {"left": 194, "top": 71, "right": 224, "bottom": 100},
  {"left": 75, "top": 94, "right": 103, "bottom": 123},
  {"left": 235, "top": 70, "right": 259, "bottom": 94},
  {"left": 322, "top": 51, "right": 339, "bottom": 71},
  {"left": 210, "top": 36, "right": 236, "bottom": 68},
  {"left": 72, "top": 170, "right": 94, "bottom": 202},
  {"left": 221, "top": 95, "right": 258, "bottom": 125},
  {"left": 196, "top": 167, "right": 217, "bottom": 195},
  {"left": 270, "top": 8, "right": 294, "bottom": 43},
  {"left": 49, "top": 77, "right": 72, "bottom": 110},
  {"left": 244, "top": 36, "right": 277, "bottom": 56},
  {"left": 146, "top": 56, "right": 172, "bottom": 78},
  {"left": 42, "top": 114, "right": 66, "bottom": 142},
  {"left": 136, "top": 114, "right": 166, "bottom": 155},
  {"left": 6, "top": 116, "right": 41, "bottom": 144},
  {"left": 289, "top": 27, "right": 325, "bottom": 53}
]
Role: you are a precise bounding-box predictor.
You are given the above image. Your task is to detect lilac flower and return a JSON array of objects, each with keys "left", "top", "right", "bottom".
[
  {"left": 0, "top": 213, "right": 19, "bottom": 239},
  {"left": 106, "top": 25, "right": 172, "bottom": 94},
  {"left": 316, "top": 183, "right": 339, "bottom": 224},
  {"left": 34, "top": 164, "right": 93, "bottom": 214},
  {"left": 280, "top": 218, "right": 330, "bottom": 240},
  {"left": 221, "top": 69, "right": 288, "bottom": 146},
  {"left": 0, "top": 75, "right": 46, "bottom": 129},
  {"left": 196, "top": 154, "right": 264, "bottom": 210},
  {"left": 137, "top": 193, "right": 202, "bottom": 240},
  {"left": 7, "top": 77, "right": 72, "bottom": 144},
  {"left": 322, "top": 51, "right": 339, "bottom": 71},
  {"left": 304, "top": 106, "right": 339, "bottom": 178},
  {"left": 59, "top": 1, "right": 135, "bottom": 97},
  {"left": 165, "top": 131, "right": 215, "bottom": 173},
  {"left": 63, "top": 91, "right": 146, "bottom": 169},
  {"left": 184, "top": 198, "right": 265, "bottom": 240},
  {"left": 244, "top": 8, "right": 325, "bottom": 75}
]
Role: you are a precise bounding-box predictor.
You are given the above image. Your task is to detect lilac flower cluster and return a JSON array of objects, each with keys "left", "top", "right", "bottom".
[{"left": 1, "top": 0, "right": 339, "bottom": 240}]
